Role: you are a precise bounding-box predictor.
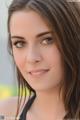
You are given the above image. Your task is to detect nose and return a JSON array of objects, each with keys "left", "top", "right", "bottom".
[{"left": 25, "top": 46, "right": 42, "bottom": 64}]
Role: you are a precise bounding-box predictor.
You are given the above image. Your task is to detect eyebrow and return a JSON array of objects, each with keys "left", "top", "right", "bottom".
[
  {"left": 11, "top": 36, "right": 24, "bottom": 40},
  {"left": 11, "top": 31, "right": 52, "bottom": 40},
  {"left": 36, "top": 31, "right": 52, "bottom": 37}
]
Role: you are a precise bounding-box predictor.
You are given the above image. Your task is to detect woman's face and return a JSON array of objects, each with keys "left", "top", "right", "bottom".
[{"left": 10, "top": 10, "right": 65, "bottom": 92}]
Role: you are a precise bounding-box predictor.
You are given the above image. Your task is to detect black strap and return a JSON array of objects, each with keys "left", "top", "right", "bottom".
[{"left": 19, "top": 94, "right": 36, "bottom": 120}]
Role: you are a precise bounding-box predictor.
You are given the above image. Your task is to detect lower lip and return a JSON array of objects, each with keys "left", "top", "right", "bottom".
[{"left": 29, "top": 70, "right": 49, "bottom": 77}]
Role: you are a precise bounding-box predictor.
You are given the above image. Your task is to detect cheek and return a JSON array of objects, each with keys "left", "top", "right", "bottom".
[
  {"left": 13, "top": 50, "right": 25, "bottom": 70},
  {"left": 44, "top": 45, "right": 64, "bottom": 78},
  {"left": 43, "top": 45, "right": 63, "bottom": 67}
]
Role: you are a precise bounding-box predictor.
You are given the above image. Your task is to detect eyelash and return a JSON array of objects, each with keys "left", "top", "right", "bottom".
[
  {"left": 13, "top": 37, "right": 54, "bottom": 48},
  {"left": 13, "top": 41, "right": 26, "bottom": 48},
  {"left": 41, "top": 37, "right": 54, "bottom": 45}
]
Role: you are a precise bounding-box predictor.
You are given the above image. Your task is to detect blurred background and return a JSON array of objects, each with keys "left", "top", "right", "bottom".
[{"left": 0, "top": 0, "right": 17, "bottom": 100}]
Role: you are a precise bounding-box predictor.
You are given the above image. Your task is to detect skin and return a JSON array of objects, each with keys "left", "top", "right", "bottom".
[
  {"left": 0, "top": 96, "right": 28, "bottom": 117},
  {"left": 10, "top": 10, "right": 65, "bottom": 92},
  {"left": 9, "top": 10, "right": 66, "bottom": 120}
]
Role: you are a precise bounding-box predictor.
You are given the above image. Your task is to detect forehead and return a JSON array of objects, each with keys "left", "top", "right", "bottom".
[{"left": 10, "top": 10, "right": 52, "bottom": 37}]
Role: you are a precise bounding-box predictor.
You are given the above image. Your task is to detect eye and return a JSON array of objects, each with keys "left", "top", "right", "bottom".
[
  {"left": 41, "top": 37, "right": 54, "bottom": 45},
  {"left": 13, "top": 40, "right": 26, "bottom": 48}
]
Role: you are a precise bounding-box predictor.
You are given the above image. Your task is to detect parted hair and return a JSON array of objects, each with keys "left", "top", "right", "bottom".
[{"left": 8, "top": 0, "right": 80, "bottom": 119}]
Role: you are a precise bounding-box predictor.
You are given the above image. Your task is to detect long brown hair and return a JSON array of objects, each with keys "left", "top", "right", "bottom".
[{"left": 8, "top": 0, "right": 80, "bottom": 119}]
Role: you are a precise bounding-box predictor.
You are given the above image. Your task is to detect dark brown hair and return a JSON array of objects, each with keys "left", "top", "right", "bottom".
[{"left": 8, "top": 0, "right": 80, "bottom": 119}]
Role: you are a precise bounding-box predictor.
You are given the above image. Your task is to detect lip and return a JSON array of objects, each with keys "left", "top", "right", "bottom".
[{"left": 28, "top": 69, "right": 49, "bottom": 76}]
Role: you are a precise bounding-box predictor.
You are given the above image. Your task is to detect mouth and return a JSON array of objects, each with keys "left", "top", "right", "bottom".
[{"left": 28, "top": 69, "right": 49, "bottom": 77}]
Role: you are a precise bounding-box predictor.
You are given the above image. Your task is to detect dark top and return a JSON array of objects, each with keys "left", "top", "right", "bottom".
[{"left": 19, "top": 94, "right": 36, "bottom": 120}]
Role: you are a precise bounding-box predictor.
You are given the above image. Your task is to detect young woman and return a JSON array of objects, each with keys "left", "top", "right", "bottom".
[{"left": 0, "top": 0, "right": 80, "bottom": 120}]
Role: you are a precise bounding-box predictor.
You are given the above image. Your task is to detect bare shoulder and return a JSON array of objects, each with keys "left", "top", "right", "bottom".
[{"left": 0, "top": 96, "right": 29, "bottom": 117}]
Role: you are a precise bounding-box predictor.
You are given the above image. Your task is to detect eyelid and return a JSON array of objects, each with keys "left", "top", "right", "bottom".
[
  {"left": 12, "top": 40, "right": 26, "bottom": 48},
  {"left": 41, "top": 36, "right": 54, "bottom": 44},
  {"left": 42, "top": 36, "right": 53, "bottom": 40},
  {"left": 12, "top": 39, "right": 26, "bottom": 44}
]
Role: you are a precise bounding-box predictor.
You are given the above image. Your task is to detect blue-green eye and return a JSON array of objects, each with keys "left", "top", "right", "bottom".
[
  {"left": 13, "top": 41, "right": 26, "bottom": 48},
  {"left": 41, "top": 37, "right": 54, "bottom": 45}
]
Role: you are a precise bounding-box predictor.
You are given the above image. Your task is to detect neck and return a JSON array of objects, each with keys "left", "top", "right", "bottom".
[{"left": 30, "top": 87, "right": 66, "bottom": 120}]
